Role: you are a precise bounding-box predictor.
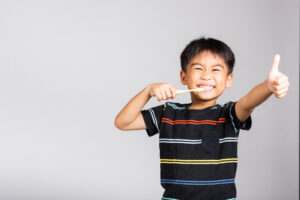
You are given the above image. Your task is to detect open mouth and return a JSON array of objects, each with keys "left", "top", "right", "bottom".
[
  {"left": 197, "top": 85, "right": 215, "bottom": 90},
  {"left": 197, "top": 84, "right": 215, "bottom": 91}
]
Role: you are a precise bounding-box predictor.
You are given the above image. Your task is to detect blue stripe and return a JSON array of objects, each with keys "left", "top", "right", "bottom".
[
  {"left": 161, "top": 180, "right": 234, "bottom": 186},
  {"left": 161, "top": 178, "right": 235, "bottom": 185},
  {"left": 161, "top": 178, "right": 234, "bottom": 183}
]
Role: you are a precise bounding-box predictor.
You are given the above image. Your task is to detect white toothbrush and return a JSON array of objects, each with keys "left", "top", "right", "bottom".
[{"left": 176, "top": 88, "right": 206, "bottom": 95}]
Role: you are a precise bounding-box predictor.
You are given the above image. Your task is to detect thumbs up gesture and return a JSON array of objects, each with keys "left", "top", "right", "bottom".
[{"left": 267, "top": 54, "right": 289, "bottom": 98}]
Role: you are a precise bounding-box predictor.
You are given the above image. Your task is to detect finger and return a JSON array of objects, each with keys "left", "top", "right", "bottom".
[
  {"left": 273, "top": 81, "right": 290, "bottom": 91},
  {"left": 274, "top": 88, "right": 289, "bottom": 96},
  {"left": 155, "top": 90, "right": 162, "bottom": 101},
  {"left": 274, "top": 74, "right": 288, "bottom": 85},
  {"left": 165, "top": 87, "right": 172, "bottom": 99},
  {"left": 168, "top": 87, "right": 175, "bottom": 99},
  {"left": 270, "top": 54, "right": 280, "bottom": 75},
  {"left": 276, "top": 92, "right": 288, "bottom": 98},
  {"left": 160, "top": 89, "right": 167, "bottom": 100}
]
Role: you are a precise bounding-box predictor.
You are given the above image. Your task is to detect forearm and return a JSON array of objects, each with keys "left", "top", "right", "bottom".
[
  {"left": 114, "top": 86, "right": 151, "bottom": 128},
  {"left": 239, "top": 79, "right": 273, "bottom": 111}
]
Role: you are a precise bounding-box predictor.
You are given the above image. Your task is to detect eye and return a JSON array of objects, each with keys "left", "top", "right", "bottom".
[
  {"left": 212, "top": 69, "right": 221, "bottom": 72},
  {"left": 195, "top": 67, "right": 203, "bottom": 71}
]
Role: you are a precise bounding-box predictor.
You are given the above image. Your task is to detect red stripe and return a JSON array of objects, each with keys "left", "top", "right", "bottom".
[
  {"left": 162, "top": 121, "right": 218, "bottom": 125},
  {"left": 161, "top": 118, "right": 226, "bottom": 125},
  {"left": 161, "top": 120, "right": 218, "bottom": 125},
  {"left": 162, "top": 118, "right": 225, "bottom": 123}
]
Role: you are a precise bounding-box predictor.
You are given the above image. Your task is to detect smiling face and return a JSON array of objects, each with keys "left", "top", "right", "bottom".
[{"left": 180, "top": 50, "right": 233, "bottom": 104}]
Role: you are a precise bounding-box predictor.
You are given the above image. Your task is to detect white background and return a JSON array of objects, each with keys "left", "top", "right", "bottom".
[{"left": 0, "top": 0, "right": 298, "bottom": 199}]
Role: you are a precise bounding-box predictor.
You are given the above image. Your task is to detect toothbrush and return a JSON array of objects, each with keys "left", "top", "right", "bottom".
[{"left": 176, "top": 88, "right": 205, "bottom": 95}]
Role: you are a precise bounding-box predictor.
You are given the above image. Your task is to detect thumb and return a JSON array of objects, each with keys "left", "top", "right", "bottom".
[{"left": 268, "top": 54, "right": 280, "bottom": 80}]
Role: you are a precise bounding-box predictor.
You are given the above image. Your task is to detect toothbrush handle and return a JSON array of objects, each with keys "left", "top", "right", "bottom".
[
  {"left": 176, "top": 90, "right": 189, "bottom": 95},
  {"left": 176, "top": 89, "right": 194, "bottom": 95},
  {"left": 176, "top": 88, "right": 204, "bottom": 95}
]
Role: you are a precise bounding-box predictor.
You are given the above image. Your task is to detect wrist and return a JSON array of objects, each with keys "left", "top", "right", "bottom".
[
  {"left": 264, "top": 79, "right": 274, "bottom": 94},
  {"left": 144, "top": 85, "right": 152, "bottom": 98}
]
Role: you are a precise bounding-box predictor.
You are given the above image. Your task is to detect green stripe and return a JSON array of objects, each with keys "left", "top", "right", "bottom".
[
  {"left": 162, "top": 197, "right": 179, "bottom": 200},
  {"left": 167, "top": 102, "right": 185, "bottom": 110},
  {"left": 162, "top": 196, "right": 235, "bottom": 200}
]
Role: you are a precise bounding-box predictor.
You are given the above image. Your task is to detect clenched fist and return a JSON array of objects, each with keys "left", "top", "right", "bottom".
[{"left": 147, "top": 83, "right": 177, "bottom": 102}]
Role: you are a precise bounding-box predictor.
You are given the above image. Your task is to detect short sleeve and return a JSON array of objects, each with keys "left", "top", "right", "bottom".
[
  {"left": 226, "top": 101, "right": 252, "bottom": 133},
  {"left": 141, "top": 104, "right": 165, "bottom": 137}
]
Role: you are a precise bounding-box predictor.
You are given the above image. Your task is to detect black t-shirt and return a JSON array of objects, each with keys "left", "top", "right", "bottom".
[{"left": 141, "top": 101, "right": 251, "bottom": 200}]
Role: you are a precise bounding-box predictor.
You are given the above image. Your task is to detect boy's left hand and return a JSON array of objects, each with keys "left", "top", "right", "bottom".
[{"left": 267, "top": 54, "right": 290, "bottom": 98}]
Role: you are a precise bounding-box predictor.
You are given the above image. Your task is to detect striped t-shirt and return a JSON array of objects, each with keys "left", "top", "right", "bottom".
[{"left": 141, "top": 101, "right": 251, "bottom": 200}]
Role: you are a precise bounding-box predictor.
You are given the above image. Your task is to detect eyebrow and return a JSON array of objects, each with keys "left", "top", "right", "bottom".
[{"left": 190, "top": 63, "right": 224, "bottom": 68}]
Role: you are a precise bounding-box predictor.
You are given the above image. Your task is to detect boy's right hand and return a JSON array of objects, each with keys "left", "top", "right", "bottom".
[{"left": 146, "top": 83, "right": 177, "bottom": 102}]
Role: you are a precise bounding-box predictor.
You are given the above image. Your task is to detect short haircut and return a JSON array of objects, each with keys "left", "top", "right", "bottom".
[{"left": 180, "top": 37, "right": 235, "bottom": 74}]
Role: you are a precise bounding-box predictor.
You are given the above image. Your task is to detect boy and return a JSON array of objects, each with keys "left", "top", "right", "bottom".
[{"left": 114, "top": 37, "right": 289, "bottom": 200}]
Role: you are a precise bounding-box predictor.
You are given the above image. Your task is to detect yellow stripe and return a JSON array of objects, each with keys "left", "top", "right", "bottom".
[
  {"left": 160, "top": 158, "right": 238, "bottom": 165},
  {"left": 160, "top": 161, "right": 238, "bottom": 164},
  {"left": 160, "top": 158, "right": 237, "bottom": 162}
]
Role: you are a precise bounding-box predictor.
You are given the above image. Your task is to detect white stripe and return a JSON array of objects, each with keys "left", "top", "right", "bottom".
[
  {"left": 159, "top": 140, "right": 237, "bottom": 144},
  {"left": 159, "top": 137, "right": 238, "bottom": 144},
  {"left": 160, "top": 141, "right": 202, "bottom": 144},
  {"left": 160, "top": 141, "right": 237, "bottom": 144},
  {"left": 219, "top": 140, "right": 238, "bottom": 143},
  {"left": 160, "top": 137, "right": 236, "bottom": 142},
  {"left": 220, "top": 137, "right": 238, "bottom": 140},
  {"left": 149, "top": 108, "right": 159, "bottom": 133},
  {"left": 219, "top": 137, "right": 238, "bottom": 143},
  {"left": 160, "top": 138, "right": 202, "bottom": 142},
  {"left": 229, "top": 103, "right": 238, "bottom": 133},
  {"left": 159, "top": 138, "right": 202, "bottom": 144},
  {"left": 219, "top": 138, "right": 238, "bottom": 142}
]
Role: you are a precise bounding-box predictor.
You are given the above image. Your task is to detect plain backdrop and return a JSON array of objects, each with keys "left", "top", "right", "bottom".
[{"left": 0, "top": 0, "right": 299, "bottom": 199}]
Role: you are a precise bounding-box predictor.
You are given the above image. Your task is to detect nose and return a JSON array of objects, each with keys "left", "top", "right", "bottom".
[{"left": 200, "top": 72, "right": 212, "bottom": 80}]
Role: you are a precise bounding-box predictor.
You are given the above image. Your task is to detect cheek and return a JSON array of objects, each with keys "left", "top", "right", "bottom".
[
  {"left": 187, "top": 74, "right": 198, "bottom": 83},
  {"left": 215, "top": 77, "right": 227, "bottom": 88}
]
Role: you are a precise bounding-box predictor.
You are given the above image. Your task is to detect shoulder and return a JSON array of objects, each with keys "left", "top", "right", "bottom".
[
  {"left": 216, "top": 101, "right": 238, "bottom": 117},
  {"left": 220, "top": 101, "right": 236, "bottom": 109}
]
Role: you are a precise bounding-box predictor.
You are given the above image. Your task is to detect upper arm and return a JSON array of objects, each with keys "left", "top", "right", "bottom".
[
  {"left": 119, "top": 113, "right": 146, "bottom": 131},
  {"left": 235, "top": 100, "right": 254, "bottom": 123}
]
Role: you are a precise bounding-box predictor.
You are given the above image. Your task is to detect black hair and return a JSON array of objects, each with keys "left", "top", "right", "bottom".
[{"left": 180, "top": 37, "right": 235, "bottom": 74}]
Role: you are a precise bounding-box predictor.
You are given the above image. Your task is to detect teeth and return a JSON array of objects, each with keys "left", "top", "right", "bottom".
[{"left": 198, "top": 86, "right": 213, "bottom": 89}]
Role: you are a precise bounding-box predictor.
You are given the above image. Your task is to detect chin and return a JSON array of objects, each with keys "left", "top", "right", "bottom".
[
  {"left": 192, "top": 94, "right": 214, "bottom": 101},
  {"left": 198, "top": 97, "right": 216, "bottom": 101}
]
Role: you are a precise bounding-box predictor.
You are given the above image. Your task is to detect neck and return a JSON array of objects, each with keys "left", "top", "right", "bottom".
[{"left": 189, "top": 95, "right": 217, "bottom": 110}]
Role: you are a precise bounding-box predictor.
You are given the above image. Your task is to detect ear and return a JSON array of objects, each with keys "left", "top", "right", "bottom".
[
  {"left": 225, "top": 73, "right": 233, "bottom": 88},
  {"left": 180, "top": 70, "right": 187, "bottom": 85}
]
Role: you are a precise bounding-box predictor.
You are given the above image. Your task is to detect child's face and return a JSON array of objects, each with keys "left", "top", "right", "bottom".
[{"left": 180, "top": 50, "right": 233, "bottom": 101}]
